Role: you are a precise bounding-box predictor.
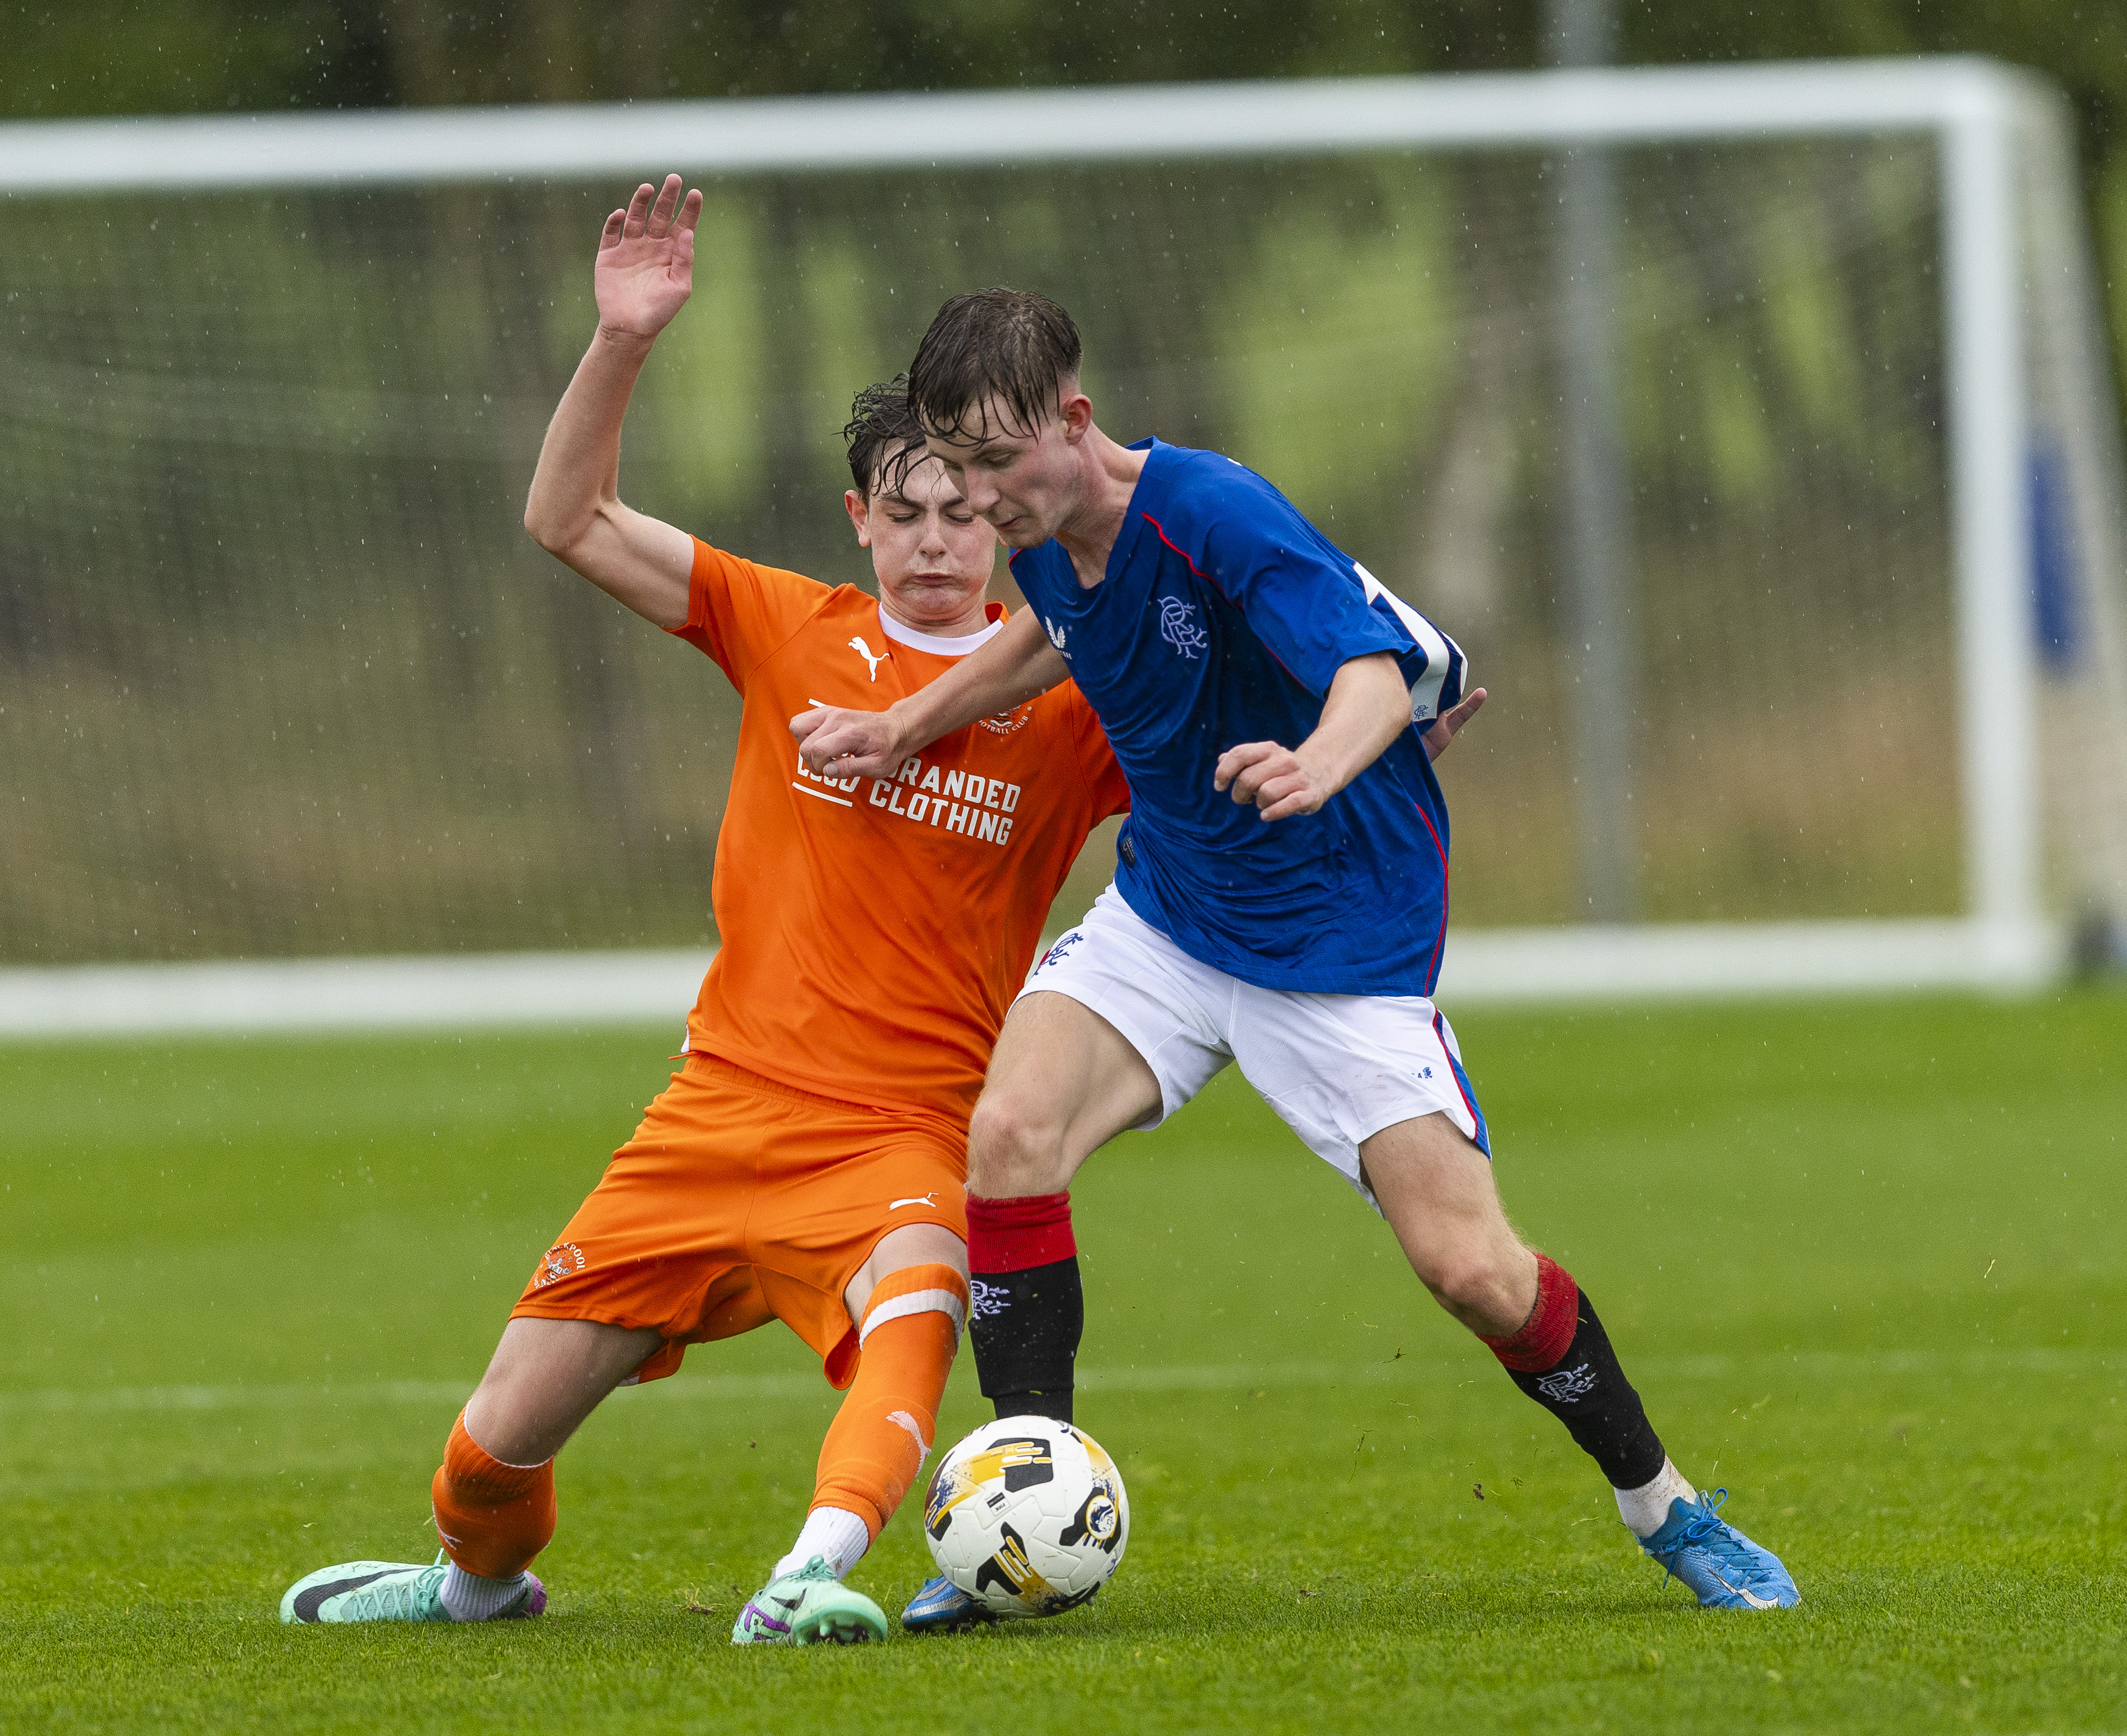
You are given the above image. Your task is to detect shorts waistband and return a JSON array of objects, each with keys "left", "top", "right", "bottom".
[{"left": 683, "top": 1051, "right": 914, "bottom": 1119}]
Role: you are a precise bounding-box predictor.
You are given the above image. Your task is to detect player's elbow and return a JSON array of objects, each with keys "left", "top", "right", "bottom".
[{"left": 522, "top": 494, "right": 579, "bottom": 559}]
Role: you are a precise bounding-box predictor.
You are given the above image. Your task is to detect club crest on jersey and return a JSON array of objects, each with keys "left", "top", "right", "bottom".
[
  {"left": 532, "top": 1242, "right": 586, "bottom": 1289},
  {"left": 979, "top": 704, "right": 1032, "bottom": 737},
  {"left": 1043, "top": 617, "right": 1071, "bottom": 658},
  {"left": 847, "top": 635, "right": 888, "bottom": 680},
  {"left": 1533, "top": 1362, "right": 1598, "bottom": 1402},
  {"left": 1158, "top": 595, "right": 1209, "bottom": 659}
]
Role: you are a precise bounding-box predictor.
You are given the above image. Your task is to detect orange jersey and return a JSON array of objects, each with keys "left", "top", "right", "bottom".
[{"left": 669, "top": 537, "right": 1129, "bottom": 1125}]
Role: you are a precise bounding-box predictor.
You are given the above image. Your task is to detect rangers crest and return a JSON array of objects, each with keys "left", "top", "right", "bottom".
[{"left": 1533, "top": 1361, "right": 1599, "bottom": 1403}]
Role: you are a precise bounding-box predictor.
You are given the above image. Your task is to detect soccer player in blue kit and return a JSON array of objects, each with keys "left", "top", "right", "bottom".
[{"left": 795, "top": 289, "right": 1799, "bottom": 1623}]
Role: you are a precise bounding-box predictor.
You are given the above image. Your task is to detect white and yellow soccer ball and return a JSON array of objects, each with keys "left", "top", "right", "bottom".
[{"left": 922, "top": 1415, "right": 1129, "bottom": 1617}]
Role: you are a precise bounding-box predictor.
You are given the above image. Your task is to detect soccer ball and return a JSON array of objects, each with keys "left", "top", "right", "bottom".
[{"left": 922, "top": 1415, "right": 1129, "bottom": 1617}]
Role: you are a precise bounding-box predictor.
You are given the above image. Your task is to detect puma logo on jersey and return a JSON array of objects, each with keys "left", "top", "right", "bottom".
[
  {"left": 889, "top": 1193, "right": 939, "bottom": 1211},
  {"left": 849, "top": 636, "right": 887, "bottom": 680}
]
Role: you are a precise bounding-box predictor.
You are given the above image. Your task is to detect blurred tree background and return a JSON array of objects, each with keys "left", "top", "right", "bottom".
[
  {"left": 3, "top": 2, "right": 2121, "bottom": 963},
  {"left": 5, "top": 0, "right": 2124, "bottom": 360}
]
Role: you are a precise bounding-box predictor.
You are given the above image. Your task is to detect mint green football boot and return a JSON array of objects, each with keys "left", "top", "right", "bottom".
[
  {"left": 280, "top": 1551, "right": 546, "bottom": 1623},
  {"left": 730, "top": 1556, "right": 888, "bottom": 1646}
]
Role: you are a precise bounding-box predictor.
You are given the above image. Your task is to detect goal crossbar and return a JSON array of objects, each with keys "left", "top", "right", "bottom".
[{"left": 0, "top": 58, "right": 2059, "bottom": 193}]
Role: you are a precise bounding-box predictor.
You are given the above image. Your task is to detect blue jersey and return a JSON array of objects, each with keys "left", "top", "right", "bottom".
[{"left": 1009, "top": 438, "right": 1468, "bottom": 998}]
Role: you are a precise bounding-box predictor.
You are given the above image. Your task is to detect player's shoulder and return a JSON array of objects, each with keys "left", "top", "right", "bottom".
[
  {"left": 731, "top": 556, "right": 868, "bottom": 633},
  {"left": 691, "top": 537, "right": 840, "bottom": 622},
  {"left": 1139, "top": 439, "right": 1310, "bottom": 544}
]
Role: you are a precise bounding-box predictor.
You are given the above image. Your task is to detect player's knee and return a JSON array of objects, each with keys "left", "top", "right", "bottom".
[
  {"left": 966, "top": 1095, "right": 1067, "bottom": 1196},
  {"left": 1416, "top": 1246, "right": 1519, "bottom": 1320}
]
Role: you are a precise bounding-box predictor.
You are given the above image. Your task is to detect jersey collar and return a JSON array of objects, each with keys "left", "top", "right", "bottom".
[{"left": 876, "top": 604, "right": 1006, "bottom": 657}]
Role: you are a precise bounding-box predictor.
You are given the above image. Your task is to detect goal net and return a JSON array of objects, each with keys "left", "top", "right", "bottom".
[{"left": 2, "top": 60, "right": 2123, "bottom": 1021}]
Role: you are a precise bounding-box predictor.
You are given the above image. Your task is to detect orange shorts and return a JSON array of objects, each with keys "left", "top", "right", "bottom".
[{"left": 510, "top": 1054, "right": 966, "bottom": 1390}]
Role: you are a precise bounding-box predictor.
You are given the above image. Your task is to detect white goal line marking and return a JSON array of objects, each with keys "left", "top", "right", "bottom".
[{"left": 3, "top": 1346, "right": 2113, "bottom": 1420}]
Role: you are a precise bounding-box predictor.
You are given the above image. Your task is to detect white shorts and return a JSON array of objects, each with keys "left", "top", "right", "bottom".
[{"left": 1019, "top": 886, "right": 1490, "bottom": 1207}]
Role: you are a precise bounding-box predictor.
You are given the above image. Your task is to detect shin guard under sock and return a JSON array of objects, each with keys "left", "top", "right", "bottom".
[
  {"left": 807, "top": 1264, "right": 966, "bottom": 1540},
  {"left": 966, "top": 1192, "right": 1082, "bottom": 1425},
  {"left": 430, "top": 1412, "right": 556, "bottom": 1581},
  {"left": 1482, "top": 1255, "right": 1667, "bottom": 1490}
]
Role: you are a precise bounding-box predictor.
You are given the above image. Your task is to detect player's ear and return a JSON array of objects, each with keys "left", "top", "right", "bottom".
[
  {"left": 1057, "top": 385, "right": 1093, "bottom": 444},
  {"left": 844, "top": 487, "right": 873, "bottom": 547}
]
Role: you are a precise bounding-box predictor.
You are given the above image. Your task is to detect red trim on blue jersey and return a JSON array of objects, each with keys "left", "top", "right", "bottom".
[{"left": 1411, "top": 799, "right": 1451, "bottom": 991}]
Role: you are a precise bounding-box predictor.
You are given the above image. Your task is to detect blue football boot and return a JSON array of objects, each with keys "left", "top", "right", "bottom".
[
  {"left": 1639, "top": 1488, "right": 1800, "bottom": 1610},
  {"left": 900, "top": 1574, "right": 1003, "bottom": 1634}
]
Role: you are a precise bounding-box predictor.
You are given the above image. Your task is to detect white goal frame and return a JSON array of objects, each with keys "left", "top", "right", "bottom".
[{"left": 2, "top": 57, "right": 2119, "bottom": 1034}]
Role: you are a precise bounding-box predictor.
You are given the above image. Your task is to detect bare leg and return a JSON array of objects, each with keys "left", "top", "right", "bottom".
[
  {"left": 957, "top": 991, "right": 1162, "bottom": 1423},
  {"left": 965, "top": 991, "right": 1162, "bottom": 1198},
  {"left": 1360, "top": 1110, "right": 1538, "bottom": 1338},
  {"left": 1364, "top": 1112, "right": 1698, "bottom": 1534},
  {"left": 843, "top": 1221, "right": 969, "bottom": 1325},
  {"left": 462, "top": 1316, "right": 664, "bottom": 1466}
]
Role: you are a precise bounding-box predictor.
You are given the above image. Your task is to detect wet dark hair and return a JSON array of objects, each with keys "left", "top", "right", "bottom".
[
  {"left": 842, "top": 374, "right": 931, "bottom": 501},
  {"left": 907, "top": 288, "right": 1082, "bottom": 444}
]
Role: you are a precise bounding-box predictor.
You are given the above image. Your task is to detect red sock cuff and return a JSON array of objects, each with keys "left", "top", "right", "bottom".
[
  {"left": 966, "top": 1191, "right": 1075, "bottom": 1273},
  {"left": 1480, "top": 1254, "right": 1581, "bottom": 1373}
]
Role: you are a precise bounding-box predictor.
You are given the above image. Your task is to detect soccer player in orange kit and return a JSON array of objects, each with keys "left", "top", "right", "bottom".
[{"left": 276, "top": 175, "right": 1128, "bottom": 1644}]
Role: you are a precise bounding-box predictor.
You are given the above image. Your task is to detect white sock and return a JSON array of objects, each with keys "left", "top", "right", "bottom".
[
  {"left": 439, "top": 1561, "right": 531, "bottom": 1622},
  {"left": 1614, "top": 1458, "right": 1699, "bottom": 1538},
  {"left": 771, "top": 1506, "right": 872, "bottom": 1582}
]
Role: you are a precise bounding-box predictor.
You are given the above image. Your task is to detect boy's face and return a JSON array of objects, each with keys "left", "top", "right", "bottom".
[
  {"left": 843, "top": 452, "right": 997, "bottom": 627},
  {"left": 923, "top": 383, "right": 1089, "bottom": 550}
]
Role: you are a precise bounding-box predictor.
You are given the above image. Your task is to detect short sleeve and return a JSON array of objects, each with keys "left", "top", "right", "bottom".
[
  {"left": 668, "top": 536, "right": 831, "bottom": 689},
  {"left": 1066, "top": 692, "right": 1131, "bottom": 820},
  {"left": 1195, "top": 508, "right": 1415, "bottom": 701}
]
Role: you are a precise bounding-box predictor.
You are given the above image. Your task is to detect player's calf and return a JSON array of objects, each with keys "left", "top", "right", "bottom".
[
  {"left": 736, "top": 1262, "right": 969, "bottom": 1646},
  {"left": 283, "top": 1409, "right": 561, "bottom": 1625},
  {"left": 1481, "top": 1253, "right": 1800, "bottom": 1607},
  {"left": 965, "top": 1192, "right": 1082, "bottom": 1424}
]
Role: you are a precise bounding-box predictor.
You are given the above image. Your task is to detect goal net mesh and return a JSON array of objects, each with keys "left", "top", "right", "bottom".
[{"left": 3, "top": 133, "right": 2124, "bottom": 964}]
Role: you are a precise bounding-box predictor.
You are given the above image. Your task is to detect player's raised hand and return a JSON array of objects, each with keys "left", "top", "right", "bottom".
[
  {"left": 595, "top": 174, "right": 704, "bottom": 342},
  {"left": 1215, "top": 740, "right": 1332, "bottom": 822},
  {"left": 792, "top": 704, "right": 909, "bottom": 781},
  {"left": 1421, "top": 687, "right": 1486, "bottom": 763}
]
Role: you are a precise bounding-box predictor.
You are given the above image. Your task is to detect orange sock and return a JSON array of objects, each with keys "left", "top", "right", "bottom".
[
  {"left": 430, "top": 1412, "right": 556, "bottom": 1580},
  {"left": 810, "top": 1263, "right": 968, "bottom": 1538}
]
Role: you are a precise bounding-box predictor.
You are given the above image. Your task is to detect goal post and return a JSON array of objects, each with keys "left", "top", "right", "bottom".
[{"left": 2, "top": 57, "right": 2123, "bottom": 1035}]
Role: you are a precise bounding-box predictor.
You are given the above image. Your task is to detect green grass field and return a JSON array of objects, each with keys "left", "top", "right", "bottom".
[{"left": 6, "top": 992, "right": 2125, "bottom": 1733}]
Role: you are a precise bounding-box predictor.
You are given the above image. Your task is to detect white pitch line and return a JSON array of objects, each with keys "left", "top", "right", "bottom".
[{"left": 1, "top": 1346, "right": 2115, "bottom": 1420}]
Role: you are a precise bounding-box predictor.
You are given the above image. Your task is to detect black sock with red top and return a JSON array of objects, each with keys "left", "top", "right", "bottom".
[
  {"left": 1481, "top": 1252, "right": 1667, "bottom": 1489},
  {"left": 965, "top": 1192, "right": 1081, "bottom": 1426}
]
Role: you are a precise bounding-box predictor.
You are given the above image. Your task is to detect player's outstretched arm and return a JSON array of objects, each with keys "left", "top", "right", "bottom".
[
  {"left": 1216, "top": 651, "right": 1423, "bottom": 822},
  {"left": 791, "top": 608, "right": 1068, "bottom": 778},
  {"left": 524, "top": 175, "right": 703, "bottom": 630}
]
